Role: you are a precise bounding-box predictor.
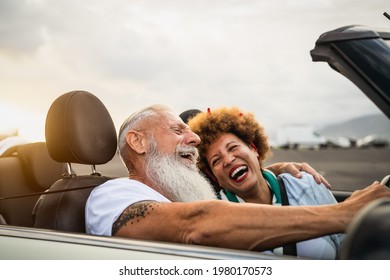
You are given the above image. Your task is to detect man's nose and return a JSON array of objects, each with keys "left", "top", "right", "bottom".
[{"left": 185, "top": 130, "right": 201, "bottom": 146}]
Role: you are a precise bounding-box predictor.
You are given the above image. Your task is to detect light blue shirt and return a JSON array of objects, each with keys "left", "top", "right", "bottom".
[{"left": 220, "top": 171, "right": 345, "bottom": 259}]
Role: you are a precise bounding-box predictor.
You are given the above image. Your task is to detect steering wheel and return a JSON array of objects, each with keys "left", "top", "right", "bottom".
[
  {"left": 381, "top": 175, "right": 390, "bottom": 188},
  {"left": 339, "top": 175, "right": 390, "bottom": 259}
]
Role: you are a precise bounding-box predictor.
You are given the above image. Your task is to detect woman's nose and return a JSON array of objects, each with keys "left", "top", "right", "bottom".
[{"left": 222, "top": 153, "right": 235, "bottom": 167}]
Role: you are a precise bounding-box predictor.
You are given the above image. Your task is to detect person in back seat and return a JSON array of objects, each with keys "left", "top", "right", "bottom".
[
  {"left": 85, "top": 104, "right": 390, "bottom": 253},
  {"left": 188, "top": 106, "right": 344, "bottom": 259}
]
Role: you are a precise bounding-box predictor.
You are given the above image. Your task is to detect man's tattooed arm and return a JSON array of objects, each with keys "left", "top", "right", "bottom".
[{"left": 112, "top": 201, "right": 159, "bottom": 236}]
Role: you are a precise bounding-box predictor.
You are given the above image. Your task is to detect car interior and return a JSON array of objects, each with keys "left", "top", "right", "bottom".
[
  {"left": 0, "top": 142, "right": 66, "bottom": 227},
  {"left": 33, "top": 90, "right": 118, "bottom": 233},
  {"left": 340, "top": 197, "right": 390, "bottom": 259},
  {"left": 0, "top": 90, "right": 389, "bottom": 259}
]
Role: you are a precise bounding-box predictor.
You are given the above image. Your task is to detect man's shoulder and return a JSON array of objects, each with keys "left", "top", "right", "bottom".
[
  {"left": 92, "top": 177, "right": 150, "bottom": 195},
  {"left": 97, "top": 177, "right": 143, "bottom": 189},
  {"left": 90, "top": 177, "right": 171, "bottom": 202}
]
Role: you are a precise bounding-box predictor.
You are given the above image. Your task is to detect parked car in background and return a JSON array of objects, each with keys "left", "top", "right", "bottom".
[
  {"left": 275, "top": 124, "right": 327, "bottom": 150},
  {"left": 356, "top": 134, "right": 389, "bottom": 148},
  {"left": 323, "top": 137, "right": 352, "bottom": 149}
]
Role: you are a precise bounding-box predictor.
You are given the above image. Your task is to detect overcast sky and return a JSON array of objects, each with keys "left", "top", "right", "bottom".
[{"left": 0, "top": 0, "right": 389, "bottom": 141}]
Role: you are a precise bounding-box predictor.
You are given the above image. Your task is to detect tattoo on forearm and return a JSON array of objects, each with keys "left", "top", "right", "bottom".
[{"left": 112, "top": 201, "right": 158, "bottom": 236}]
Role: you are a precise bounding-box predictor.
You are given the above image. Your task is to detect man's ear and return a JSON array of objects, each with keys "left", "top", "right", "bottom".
[{"left": 126, "top": 130, "right": 147, "bottom": 154}]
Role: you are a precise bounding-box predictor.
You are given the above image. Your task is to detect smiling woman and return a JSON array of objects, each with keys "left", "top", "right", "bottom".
[
  {"left": 188, "top": 106, "right": 345, "bottom": 259},
  {"left": 0, "top": 102, "right": 45, "bottom": 142}
]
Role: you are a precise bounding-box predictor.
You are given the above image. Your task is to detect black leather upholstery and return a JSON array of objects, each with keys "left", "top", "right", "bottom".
[
  {"left": 33, "top": 175, "right": 111, "bottom": 232},
  {"left": 45, "top": 90, "right": 117, "bottom": 164},
  {"left": 33, "top": 90, "right": 118, "bottom": 233}
]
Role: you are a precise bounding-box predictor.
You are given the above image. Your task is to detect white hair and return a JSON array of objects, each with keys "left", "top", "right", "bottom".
[{"left": 118, "top": 104, "right": 171, "bottom": 168}]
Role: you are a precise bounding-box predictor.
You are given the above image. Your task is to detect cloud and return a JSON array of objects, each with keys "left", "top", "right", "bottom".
[
  {"left": 0, "top": 0, "right": 46, "bottom": 55},
  {"left": 0, "top": 0, "right": 388, "bottom": 140}
]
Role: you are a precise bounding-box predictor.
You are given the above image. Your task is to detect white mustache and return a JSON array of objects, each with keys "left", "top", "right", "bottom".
[{"left": 176, "top": 145, "right": 199, "bottom": 162}]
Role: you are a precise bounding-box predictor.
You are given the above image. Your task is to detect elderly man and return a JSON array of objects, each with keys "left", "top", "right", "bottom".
[{"left": 85, "top": 104, "right": 390, "bottom": 252}]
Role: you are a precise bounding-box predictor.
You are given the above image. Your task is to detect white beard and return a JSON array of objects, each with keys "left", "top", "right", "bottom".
[{"left": 145, "top": 142, "right": 217, "bottom": 202}]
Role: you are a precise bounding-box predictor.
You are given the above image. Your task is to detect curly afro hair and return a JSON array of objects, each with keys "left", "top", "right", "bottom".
[{"left": 188, "top": 107, "right": 271, "bottom": 181}]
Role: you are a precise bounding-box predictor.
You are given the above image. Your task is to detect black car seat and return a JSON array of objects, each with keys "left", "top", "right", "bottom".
[
  {"left": 339, "top": 197, "right": 390, "bottom": 259},
  {"left": 33, "top": 90, "right": 117, "bottom": 233},
  {"left": 0, "top": 142, "right": 66, "bottom": 227}
]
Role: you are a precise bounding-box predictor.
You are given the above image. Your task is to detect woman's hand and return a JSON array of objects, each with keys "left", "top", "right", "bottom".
[{"left": 266, "top": 162, "right": 331, "bottom": 189}]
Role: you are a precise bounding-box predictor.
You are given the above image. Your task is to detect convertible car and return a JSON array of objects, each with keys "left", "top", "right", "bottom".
[{"left": 0, "top": 25, "right": 389, "bottom": 260}]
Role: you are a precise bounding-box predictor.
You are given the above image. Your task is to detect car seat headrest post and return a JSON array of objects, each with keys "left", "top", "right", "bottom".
[
  {"left": 63, "top": 162, "right": 75, "bottom": 178},
  {"left": 90, "top": 165, "right": 101, "bottom": 176}
]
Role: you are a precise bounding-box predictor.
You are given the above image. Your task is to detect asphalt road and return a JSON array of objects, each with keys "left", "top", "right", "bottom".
[
  {"left": 80, "top": 148, "right": 390, "bottom": 193},
  {"left": 264, "top": 148, "right": 390, "bottom": 192}
]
